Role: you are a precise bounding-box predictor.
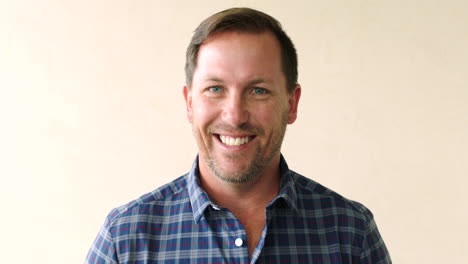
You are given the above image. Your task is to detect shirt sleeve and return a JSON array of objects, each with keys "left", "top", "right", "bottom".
[
  {"left": 359, "top": 213, "right": 392, "bottom": 264},
  {"left": 85, "top": 214, "right": 118, "bottom": 264}
]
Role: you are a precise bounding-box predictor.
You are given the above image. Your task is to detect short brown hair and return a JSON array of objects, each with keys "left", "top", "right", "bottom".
[{"left": 185, "top": 7, "right": 298, "bottom": 93}]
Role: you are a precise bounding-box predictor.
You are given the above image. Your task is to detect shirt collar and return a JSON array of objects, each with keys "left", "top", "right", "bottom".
[
  {"left": 269, "top": 155, "right": 299, "bottom": 213},
  {"left": 187, "top": 156, "right": 213, "bottom": 223},
  {"left": 187, "top": 154, "right": 299, "bottom": 223}
]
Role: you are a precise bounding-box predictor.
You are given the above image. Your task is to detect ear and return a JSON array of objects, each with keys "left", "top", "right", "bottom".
[
  {"left": 287, "top": 84, "right": 301, "bottom": 124},
  {"left": 183, "top": 85, "right": 193, "bottom": 123}
]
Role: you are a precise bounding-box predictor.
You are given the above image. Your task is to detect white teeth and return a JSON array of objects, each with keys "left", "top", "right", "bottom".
[{"left": 219, "top": 135, "right": 251, "bottom": 146}]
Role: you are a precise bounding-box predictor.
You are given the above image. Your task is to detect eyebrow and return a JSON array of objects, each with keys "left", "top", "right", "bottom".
[
  {"left": 204, "top": 77, "right": 271, "bottom": 85},
  {"left": 205, "top": 77, "right": 224, "bottom": 83},
  {"left": 248, "top": 78, "right": 270, "bottom": 86}
]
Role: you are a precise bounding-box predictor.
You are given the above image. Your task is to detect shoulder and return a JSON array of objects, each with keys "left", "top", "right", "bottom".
[
  {"left": 288, "top": 170, "right": 391, "bottom": 262},
  {"left": 104, "top": 174, "right": 190, "bottom": 227},
  {"left": 290, "top": 170, "right": 374, "bottom": 224}
]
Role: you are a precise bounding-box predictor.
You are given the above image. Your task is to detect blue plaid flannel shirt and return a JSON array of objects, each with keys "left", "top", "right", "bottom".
[{"left": 86, "top": 155, "right": 391, "bottom": 263}]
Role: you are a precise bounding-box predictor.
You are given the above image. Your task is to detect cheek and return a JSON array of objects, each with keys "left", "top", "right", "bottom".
[
  {"left": 192, "top": 99, "right": 218, "bottom": 127},
  {"left": 251, "top": 100, "right": 288, "bottom": 125},
  {"left": 253, "top": 108, "right": 275, "bottom": 125}
]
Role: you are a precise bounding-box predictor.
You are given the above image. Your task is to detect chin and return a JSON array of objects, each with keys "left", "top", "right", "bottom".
[{"left": 208, "top": 157, "right": 264, "bottom": 184}]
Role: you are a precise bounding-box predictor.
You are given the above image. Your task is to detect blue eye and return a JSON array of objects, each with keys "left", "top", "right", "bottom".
[
  {"left": 253, "top": 87, "right": 267, "bottom": 94},
  {"left": 209, "top": 86, "right": 222, "bottom": 93}
]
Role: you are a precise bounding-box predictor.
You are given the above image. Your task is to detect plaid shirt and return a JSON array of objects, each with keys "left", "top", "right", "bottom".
[{"left": 86, "top": 156, "right": 391, "bottom": 264}]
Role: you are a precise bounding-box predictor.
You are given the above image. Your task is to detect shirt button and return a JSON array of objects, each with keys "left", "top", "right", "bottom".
[{"left": 235, "top": 238, "right": 243, "bottom": 247}]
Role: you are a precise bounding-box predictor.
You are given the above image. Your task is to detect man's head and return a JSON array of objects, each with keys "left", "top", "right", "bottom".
[
  {"left": 185, "top": 7, "right": 298, "bottom": 93},
  {"left": 183, "top": 8, "right": 301, "bottom": 185}
]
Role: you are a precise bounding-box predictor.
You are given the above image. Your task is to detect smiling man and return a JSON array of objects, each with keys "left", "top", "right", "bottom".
[{"left": 86, "top": 7, "right": 391, "bottom": 264}]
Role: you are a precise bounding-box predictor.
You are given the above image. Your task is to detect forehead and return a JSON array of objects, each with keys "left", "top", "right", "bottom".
[{"left": 192, "top": 31, "right": 285, "bottom": 86}]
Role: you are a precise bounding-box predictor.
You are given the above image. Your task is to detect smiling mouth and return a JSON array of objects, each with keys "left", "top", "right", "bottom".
[{"left": 218, "top": 135, "right": 254, "bottom": 146}]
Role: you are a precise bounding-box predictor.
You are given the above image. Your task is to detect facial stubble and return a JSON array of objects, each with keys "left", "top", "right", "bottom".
[{"left": 195, "top": 110, "right": 289, "bottom": 184}]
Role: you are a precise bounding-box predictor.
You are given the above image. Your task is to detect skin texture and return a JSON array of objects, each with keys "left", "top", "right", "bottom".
[{"left": 183, "top": 31, "right": 301, "bottom": 257}]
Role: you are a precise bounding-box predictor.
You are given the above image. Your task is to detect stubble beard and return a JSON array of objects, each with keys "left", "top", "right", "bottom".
[{"left": 197, "top": 111, "right": 289, "bottom": 185}]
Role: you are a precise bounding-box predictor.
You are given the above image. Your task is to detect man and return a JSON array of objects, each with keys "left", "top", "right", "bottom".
[{"left": 86, "top": 7, "right": 391, "bottom": 264}]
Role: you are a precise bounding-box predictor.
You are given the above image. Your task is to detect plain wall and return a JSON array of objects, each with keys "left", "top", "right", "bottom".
[{"left": 1, "top": 0, "right": 467, "bottom": 263}]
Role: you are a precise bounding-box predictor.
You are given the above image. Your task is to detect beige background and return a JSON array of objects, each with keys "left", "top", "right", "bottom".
[{"left": 1, "top": 0, "right": 467, "bottom": 263}]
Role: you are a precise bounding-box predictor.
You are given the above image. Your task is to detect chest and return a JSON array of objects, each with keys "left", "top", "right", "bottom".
[
  {"left": 238, "top": 212, "right": 266, "bottom": 258},
  {"left": 113, "top": 210, "right": 359, "bottom": 264}
]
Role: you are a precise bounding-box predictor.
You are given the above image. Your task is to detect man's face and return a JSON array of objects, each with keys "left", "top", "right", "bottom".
[{"left": 184, "top": 31, "right": 300, "bottom": 184}]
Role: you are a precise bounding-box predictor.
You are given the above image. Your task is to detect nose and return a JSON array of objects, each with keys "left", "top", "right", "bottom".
[{"left": 222, "top": 93, "right": 249, "bottom": 127}]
